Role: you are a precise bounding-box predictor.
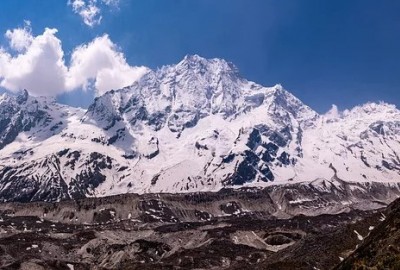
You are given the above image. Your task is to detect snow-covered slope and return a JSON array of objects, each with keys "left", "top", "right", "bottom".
[{"left": 0, "top": 55, "right": 399, "bottom": 202}]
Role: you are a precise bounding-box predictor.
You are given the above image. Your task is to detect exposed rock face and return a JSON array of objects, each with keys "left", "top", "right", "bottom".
[
  {"left": 0, "top": 55, "right": 399, "bottom": 202},
  {"left": 0, "top": 90, "right": 51, "bottom": 150}
]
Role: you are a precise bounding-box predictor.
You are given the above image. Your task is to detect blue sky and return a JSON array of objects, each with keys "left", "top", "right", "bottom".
[{"left": 0, "top": 0, "right": 399, "bottom": 113}]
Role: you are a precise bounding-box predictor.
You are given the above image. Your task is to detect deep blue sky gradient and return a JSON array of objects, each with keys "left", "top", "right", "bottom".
[{"left": 0, "top": 0, "right": 399, "bottom": 112}]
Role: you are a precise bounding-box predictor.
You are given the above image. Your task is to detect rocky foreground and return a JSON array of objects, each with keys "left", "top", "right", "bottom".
[
  {"left": 0, "top": 185, "right": 399, "bottom": 270},
  {"left": 335, "top": 196, "right": 400, "bottom": 270}
]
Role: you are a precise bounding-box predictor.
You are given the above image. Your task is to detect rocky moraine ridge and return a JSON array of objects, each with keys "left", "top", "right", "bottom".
[{"left": 0, "top": 188, "right": 399, "bottom": 269}]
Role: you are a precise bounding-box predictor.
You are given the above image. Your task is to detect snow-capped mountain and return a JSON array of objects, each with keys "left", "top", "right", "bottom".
[{"left": 0, "top": 55, "right": 399, "bottom": 202}]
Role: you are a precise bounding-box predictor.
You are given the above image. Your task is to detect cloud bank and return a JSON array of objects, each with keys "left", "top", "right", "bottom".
[
  {"left": 0, "top": 24, "right": 148, "bottom": 97},
  {"left": 68, "top": 0, "right": 119, "bottom": 27}
]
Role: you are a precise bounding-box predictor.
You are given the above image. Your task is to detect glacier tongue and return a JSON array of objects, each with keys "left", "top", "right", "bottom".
[{"left": 0, "top": 55, "right": 399, "bottom": 202}]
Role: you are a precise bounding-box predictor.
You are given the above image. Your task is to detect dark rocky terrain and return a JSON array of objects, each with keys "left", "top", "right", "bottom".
[
  {"left": 0, "top": 186, "right": 398, "bottom": 270},
  {"left": 336, "top": 197, "right": 400, "bottom": 270}
]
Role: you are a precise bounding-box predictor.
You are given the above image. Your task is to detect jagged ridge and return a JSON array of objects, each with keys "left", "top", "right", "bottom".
[{"left": 0, "top": 55, "right": 399, "bottom": 202}]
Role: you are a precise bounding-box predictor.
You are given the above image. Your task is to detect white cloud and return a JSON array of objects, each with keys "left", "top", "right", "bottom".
[
  {"left": 101, "top": 0, "right": 119, "bottom": 6},
  {"left": 67, "top": 34, "right": 149, "bottom": 95},
  {"left": 5, "top": 20, "right": 33, "bottom": 52},
  {"left": 70, "top": 0, "right": 85, "bottom": 10},
  {"left": 68, "top": 0, "right": 119, "bottom": 27},
  {"left": 0, "top": 27, "right": 68, "bottom": 96},
  {"left": 0, "top": 25, "right": 148, "bottom": 97}
]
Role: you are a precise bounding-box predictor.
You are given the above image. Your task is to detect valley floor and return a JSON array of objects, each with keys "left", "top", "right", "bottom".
[{"left": 0, "top": 188, "right": 397, "bottom": 270}]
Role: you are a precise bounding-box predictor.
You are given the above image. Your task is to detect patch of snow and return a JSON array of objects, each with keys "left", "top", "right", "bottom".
[{"left": 354, "top": 230, "right": 364, "bottom": 241}]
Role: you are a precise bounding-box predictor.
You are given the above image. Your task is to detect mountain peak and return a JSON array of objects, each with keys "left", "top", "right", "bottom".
[
  {"left": 182, "top": 54, "right": 206, "bottom": 62},
  {"left": 0, "top": 56, "right": 399, "bottom": 202},
  {"left": 176, "top": 54, "right": 239, "bottom": 76},
  {"left": 16, "top": 89, "right": 29, "bottom": 104},
  {"left": 343, "top": 102, "right": 398, "bottom": 117},
  {"left": 0, "top": 89, "right": 28, "bottom": 106}
]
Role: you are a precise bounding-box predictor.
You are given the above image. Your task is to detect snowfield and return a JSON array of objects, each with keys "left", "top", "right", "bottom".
[{"left": 0, "top": 55, "right": 399, "bottom": 202}]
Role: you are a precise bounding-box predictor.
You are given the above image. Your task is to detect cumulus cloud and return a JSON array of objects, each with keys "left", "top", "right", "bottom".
[
  {"left": 0, "top": 24, "right": 148, "bottom": 97},
  {"left": 0, "top": 27, "right": 68, "bottom": 96},
  {"left": 67, "top": 34, "right": 149, "bottom": 95},
  {"left": 5, "top": 20, "right": 33, "bottom": 52},
  {"left": 68, "top": 0, "right": 119, "bottom": 27}
]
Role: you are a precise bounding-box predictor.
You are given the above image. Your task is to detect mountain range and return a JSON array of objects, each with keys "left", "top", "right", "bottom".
[{"left": 0, "top": 55, "right": 399, "bottom": 202}]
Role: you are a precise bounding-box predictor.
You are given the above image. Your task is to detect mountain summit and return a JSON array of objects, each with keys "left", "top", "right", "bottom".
[{"left": 0, "top": 55, "right": 399, "bottom": 202}]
